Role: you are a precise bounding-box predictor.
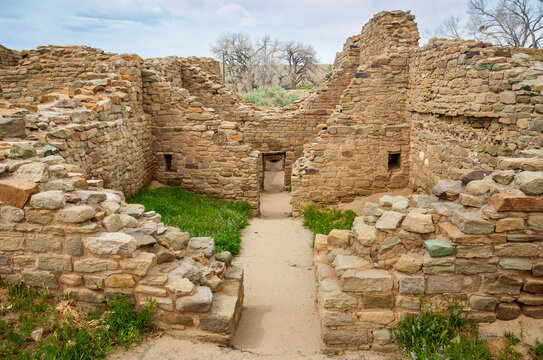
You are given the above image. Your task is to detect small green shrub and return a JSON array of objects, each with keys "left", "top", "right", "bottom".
[
  {"left": 242, "top": 84, "right": 300, "bottom": 107},
  {"left": 128, "top": 186, "right": 251, "bottom": 255},
  {"left": 393, "top": 296, "right": 468, "bottom": 359},
  {"left": 295, "top": 84, "right": 314, "bottom": 90},
  {"left": 303, "top": 204, "right": 356, "bottom": 235}
]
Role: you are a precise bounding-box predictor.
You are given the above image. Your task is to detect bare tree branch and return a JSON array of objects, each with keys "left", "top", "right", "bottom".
[{"left": 467, "top": 0, "right": 543, "bottom": 48}]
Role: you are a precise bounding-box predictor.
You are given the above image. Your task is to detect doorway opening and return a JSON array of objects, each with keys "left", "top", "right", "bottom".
[{"left": 262, "top": 152, "right": 286, "bottom": 193}]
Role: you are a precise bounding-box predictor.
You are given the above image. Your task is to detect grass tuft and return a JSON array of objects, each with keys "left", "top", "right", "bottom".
[
  {"left": 303, "top": 204, "right": 356, "bottom": 235},
  {"left": 127, "top": 186, "right": 251, "bottom": 255},
  {"left": 0, "top": 282, "right": 155, "bottom": 360}
]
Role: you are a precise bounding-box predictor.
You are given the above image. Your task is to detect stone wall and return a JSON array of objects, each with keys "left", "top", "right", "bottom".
[
  {"left": 0, "top": 46, "right": 154, "bottom": 198},
  {"left": 314, "top": 157, "right": 543, "bottom": 351},
  {"left": 408, "top": 40, "right": 543, "bottom": 191},
  {"left": 0, "top": 45, "right": 20, "bottom": 69},
  {"left": 291, "top": 11, "right": 419, "bottom": 214},
  {"left": 143, "top": 57, "right": 261, "bottom": 212},
  {"left": 0, "top": 134, "right": 243, "bottom": 343}
]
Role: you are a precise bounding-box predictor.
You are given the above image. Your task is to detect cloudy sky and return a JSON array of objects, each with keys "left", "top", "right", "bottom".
[{"left": 0, "top": 0, "right": 469, "bottom": 63}]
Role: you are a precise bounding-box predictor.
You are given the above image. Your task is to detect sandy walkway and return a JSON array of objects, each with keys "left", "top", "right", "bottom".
[{"left": 231, "top": 161, "right": 321, "bottom": 355}]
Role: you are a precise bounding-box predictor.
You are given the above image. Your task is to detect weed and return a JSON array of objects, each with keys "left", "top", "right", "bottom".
[
  {"left": 393, "top": 295, "right": 468, "bottom": 359},
  {"left": 128, "top": 186, "right": 251, "bottom": 255},
  {"left": 303, "top": 204, "right": 356, "bottom": 235},
  {"left": 529, "top": 338, "right": 543, "bottom": 360}
]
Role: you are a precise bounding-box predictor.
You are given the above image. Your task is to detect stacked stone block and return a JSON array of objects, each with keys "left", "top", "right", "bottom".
[
  {"left": 315, "top": 155, "right": 543, "bottom": 350},
  {"left": 0, "top": 147, "right": 243, "bottom": 344}
]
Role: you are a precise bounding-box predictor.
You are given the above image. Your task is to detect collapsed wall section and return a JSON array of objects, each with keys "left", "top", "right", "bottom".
[
  {"left": 292, "top": 11, "right": 419, "bottom": 213},
  {"left": 408, "top": 40, "right": 543, "bottom": 191}
]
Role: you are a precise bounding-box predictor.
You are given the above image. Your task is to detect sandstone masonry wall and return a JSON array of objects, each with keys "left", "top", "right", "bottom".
[
  {"left": 408, "top": 40, "right": 543, "bottom": 191},
  {"left": 0, "top": 45, "right": 20, "bottom": 69},
  {"left": 314, "top": 158, "right": 543, "bottom": 351},
  {"left": 0, "top": 46, "right": 154, "bottom": 197},
  {"left": 291, "top": 11, "right": 419, "bottom": 213}
]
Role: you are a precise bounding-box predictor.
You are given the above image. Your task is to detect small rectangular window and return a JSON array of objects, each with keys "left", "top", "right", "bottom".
[
  {"left": 164, "top": 154, "right": 173, "bottom": 171},
  {"left": 388, "top": 153, "right": 401, "bottom": 170}
]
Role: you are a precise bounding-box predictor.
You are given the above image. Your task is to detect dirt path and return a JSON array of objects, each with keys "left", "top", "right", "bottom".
[
  {"left": 231, "top": 161, "right": 321, "bottom": 355},
  {"left": 109, "top": 162, "right": 381, "bottom": 359}
]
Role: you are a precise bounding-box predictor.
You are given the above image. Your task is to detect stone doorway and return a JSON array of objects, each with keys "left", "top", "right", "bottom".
[{"left": 261, "top": 152, "right": 286, "bottom": 193}]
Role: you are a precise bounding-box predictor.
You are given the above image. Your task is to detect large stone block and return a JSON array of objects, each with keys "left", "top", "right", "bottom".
[
  {"left": 320, "top": 279, "right": 358, "bottom": 309},
  {"left": 26, "top": 234, "right": 61, "bottom": 253},
  {"left": 351, "top": 217, "right": 376, "bottom": 246},
  {"left": 38, "top": 254, "right": 72, "bottom": 272},
  {"left": 14, "top": 163, "right": 49, "bottom": 183},
  {"left": 327, "top": 229, "right": 351, "bottom": 247},
  {"left": 456, "top": 259, "right": 497, "bottom": 274},
  {"left": 187, "top": 237, "right": 215, "bottom": 258},
  {"left": 402, "top": 212, "right": 435, "bottom": 234},
  {"left": 22, "top": 270, "right": 58, "bottom": 289},
  {"left": 489, "top": 193, "right": 543, "bottom": 212},
  {"left": 340, "top": 269, "right": 393, "bottom": 292},
  {"left": 56, "top": 205, "right": 95, "bottom": 223},
  {"left": 120, "top": 252, "right": 157, "bottom": 276},
  {"left": 424, "top": 239, "right": 454, "bottom": 257},
  {"left": 375, "top": 211, "right": 405, "bottom": 232},
  {"left": 452, "top": 211, "right": 494, "bottom": 234},
  {"left": 74, "top": 258, "right": 118, "bottom": 273},
  {"left": 395, "top": 254, "right": 422, "bottom": 274},
  {"left": 199, "top": 293, "right": 239, "bottom": 334},
  {"left": 0, "top": 179, "right": 39, "bottom": 208},
  {"left": 86, "top": 232, "right": 137, "bottom": 255},
  {"left": 322, "top": 328, "right": 368, "bottom": 345},
  {"left": 176, "top": 285, "right": 213, "bottom": 312},
  {"left": 322, "top": 310, "right": 353, "bottom": 326},
  {"left": 357, "top": 310, "right": 394, "bottom": 325},
  {"left": 29, "top": 191, "right": 65, "bottom": 210},
  {"left": 0, "top": 232, "right": 24, "bottom": 251},
  {"left": 516, "top": 171, "right": 543, "bottom": 195},
  {"left": 494, "top": 243, "right": 538, "bottom": 257},
  {"left": 398, "top": 275, "right": 425, "bottom": 294}
]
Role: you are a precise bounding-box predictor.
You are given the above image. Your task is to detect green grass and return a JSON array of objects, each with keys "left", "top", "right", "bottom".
[
  {"left": 0, "top": 282, "right": 155, "bottom": 360},
  {"left": 303, "top": 204, "right": 356, "bottom": 235},
  {"left": 127, "top": 186, "right": 251, "bottom": 255},
  {"left": 241, "top": 84, "right": 300, "bottom": 107}
]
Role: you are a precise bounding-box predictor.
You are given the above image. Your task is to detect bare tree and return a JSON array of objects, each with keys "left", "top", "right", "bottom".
[
  {"left": 428, "top": 15, "right": 465, "bottom": 39},
  {"left": 210, "top": 32, "right": 260, "bottom": 92},
  {"left": 254, "top": 35, "right": 280, "bottom": 87},
  {"left": 468, "top": 0, "right": 543, "bottom": 48},
  {"left": 279, "top": 41, "right": 318, "bottom": 90}
]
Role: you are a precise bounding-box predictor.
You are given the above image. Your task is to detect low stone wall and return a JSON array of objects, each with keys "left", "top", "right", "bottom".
[
  {"left": 0, "top": 141, "right": 243, "bottom": 343},
  {"left": 314, "top": 155, "right": 543, "bottom": 350}
]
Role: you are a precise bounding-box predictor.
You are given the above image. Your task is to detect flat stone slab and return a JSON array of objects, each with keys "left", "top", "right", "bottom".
[
  {"left": 339, "top": 269, "right": 393, "bottom": 292},
  {"left": 452, "top": 210, "right": 494, "bottom": 234},
  {"left": 86, "top": 232, "right": 137, "bottom": 255},
  {"left": 489, "top": 193, "right": 543, "bottom": 212},
  {"left": 375, "top": 211, "right": 405, "bottom": 232},
  {"left": 332, "top": 255, "right": 369, "bottom": 274}
]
